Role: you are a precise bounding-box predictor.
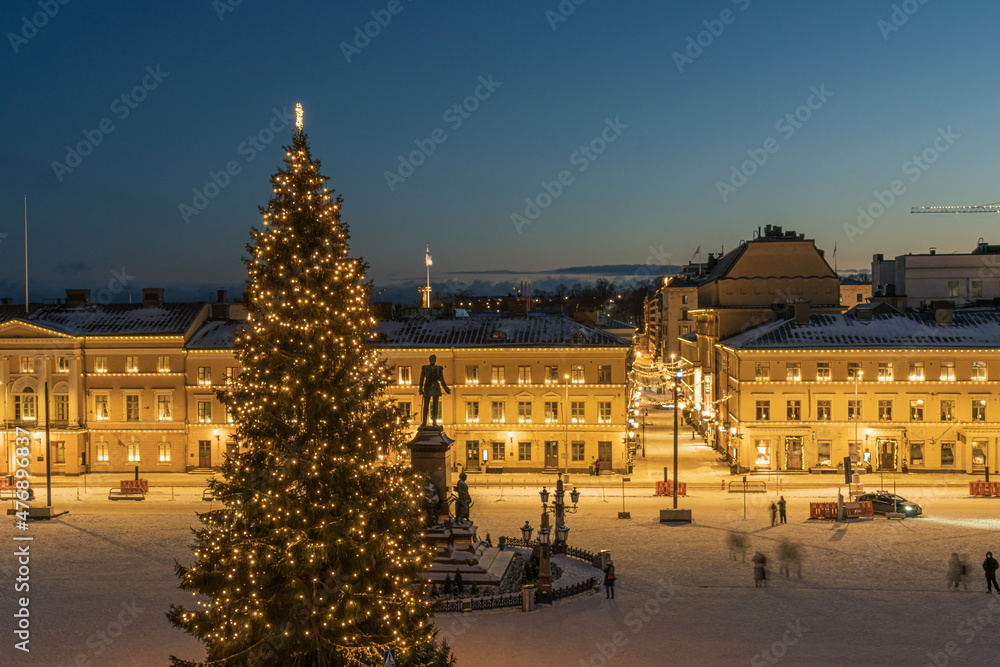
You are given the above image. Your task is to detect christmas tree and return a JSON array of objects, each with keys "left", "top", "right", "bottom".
[{"left": 168, "top": 111, "right": 452, "bottom": 667}]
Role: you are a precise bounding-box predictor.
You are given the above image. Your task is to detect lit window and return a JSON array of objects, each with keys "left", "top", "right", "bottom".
[
  {"left": 972, "top": 361, "right": 987, "bottom": 381},
  {"left": 126, "top": 395, "right": 140, "bottom": 422},
  {"left": 940, "top": 399, "right": 955, "bottom": 421},
  {"left": 755, "top": 363, "right": 769, "bottom": 381},
  {"left": 941, "top": 442, "right": 955, "bottom": 466},
  {"left": 197, "top": 400, "right": 212, "bottom": 423},
  {"left": 910, "top": 399, "right": 924, "bottom": 421},
  {"left": 491, "top": 366, "right": 505, "bottom": 385},
  {"left": 817, "top": 400, "right": 831, "bottom": 420},
  {"left": 127, "top": 443, "right": 140, "bottom": 462},
  {"left": 786, "top": 363, "right": 801, "bottom": 382},
  {"left": 96, "top": 442, "right": 109, "bottom": 462},
  {"left": 544, "top": 366, "right": 558, "bottom": 384},
  {"left": 20, "top": 356, "right": 34, "bottom": 373},
  {"left": 397, "top": 401, "right": 411, "bottom": 422},
  {"left": 95, "top": 357, "right": 108, "bottom": 373},
  {"left": 848, "top": 400, "right": 862, "bottom": 421},
  {"left": 398, "top": 366, "right": 411, "bottom": 385},
  {"left": 159, "top": 443, "right": 171, "bottom": 463},
  {"left": 756, "top": 400, "right": 770, "bottom": 420},
  {"left": 571, "top": 401, "right": 585, "bottom": 423},
  {"left": 909, "top": 442, "right": 923, "bottom": 467},
  {"left": 571, "top": 365, "right": 585, "bottom": 384},
  {"left": 465, "top": 401, "right": 479, "bottom": 423},
  {"left": 466, "top": 365, "right": 479, "bottom": 385},
  {"left": 879, "top": 400, "right": 893, "bottom": 420},
  {"left": 786, "top": 400, "right": 801, "bottom": 420},
  {"left": 598, "top": 365, "right": 612, "bottom": 384},
  {"left": 15, "top": 390, "right": 36, "bottom": 421},
  {"left": 491, "top": 400, "right": 505, "bottom": 423},
  {"left": 816, "top": 441, "right": 831, "bottom": 466},
  {"left": 972, "top": 399, "right": 987, "bottom": 422},
  {"left": 878, "top": 362, "right": 893, "bottom": 381},
  {"left": 518, "top": 401, "right": 532, "bottom": 423},
  {"left": 518, "top": 366, "right": 531, "bottom": 384},
  {"left": 940, "top": 361, "right": 955, "bottom": 381},
  {"left": 947, "top": 281, "right": 959, "bottom": 298},
  {"left": 54, "top": 395, "right": 69, "bottom": 421},
  {"left": 908, "top": 361, "right": 924, "bottom": 381},
  {"left": 598, "top": 401, "right": 612, "bottom": 424},
  {"left": 157, "top": 356, "right": 170, "bottom": 373},
  {"left": 225, "top": 367, "right": 239, "bottom": 384},
  {"left": 126, "top": 356, "right": 139, "bottom": 373},
  {"left": 94, "top": 395, "right": 109, "bottom": 420},
  {"left": 816, "top": 363, "right": 831, "bottom": 381},
  {"left": 571, "top": 441, "right": 585, "bottom": 461},
  {"left": 157, "top": 395, "right": 172, "bottom": 421},
  {"left": 56, "top": 356, "right": 69, "bottom": 373},
  {"left": 198, "top": 366, "right": 212, "bottom": 386},
  {"left": 491, "top": 441, "right": 505, "bottom": 461},
  {"left": 847, "top": 362, "right": 861, "bottom": 379},
  {"left": 544, "top": 401, "right": 559, "bottom": 423}
]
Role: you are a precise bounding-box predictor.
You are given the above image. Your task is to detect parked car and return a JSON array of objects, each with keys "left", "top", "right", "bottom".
[{"left": 856, "top": 493, "right": 922, "bottom": 517}]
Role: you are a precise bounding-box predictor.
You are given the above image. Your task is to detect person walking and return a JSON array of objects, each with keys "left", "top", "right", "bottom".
[
  {"left": 603, "top": 559, "right": 616, "bottom": 599},
  {"left": 752, "top": 551, "right": 767, "bottom": 588},
  {"left": 777, "top": 540, "right": 802, "bottom": 578},
  {"left": 769, "top": 501, "right": 777, "bottom": 527},
  {"left": 947, "top": 553, "right": 966, "bottom": 591},
  {"left": 778, "top": 496, "right": 787, "bottom": 524},
  {"left": 588, "top": 456, "right": 595, "bottom": 476},
  {"left": 594, "top": 459, "right": 601, "bottom": 477},
  {"left": 984, "top": 552, "right": 999, "bottom": 593},
  {"left": 726, "top": 532, "right": 749, "bottom": 562}
]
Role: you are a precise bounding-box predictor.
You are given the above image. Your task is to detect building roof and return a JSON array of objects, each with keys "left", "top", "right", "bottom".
[
  {"left": 187, "top": 319, "right": 241, "bottom": 349},
  {"left": 720, "top": 310, "right": 1000, "bottom": 350},
  {"left": 2, "top": 303, "right": 207, "bottom": 336},
  {"left": 370, "top": 315, "right": 629, "bottom": 347}
]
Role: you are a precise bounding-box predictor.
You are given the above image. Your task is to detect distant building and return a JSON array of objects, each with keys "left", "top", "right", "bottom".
[
  {"left": 839, "top": 278, "right": 871, "bottom": 307},
  {"left": 872, "top": 240, "right": 1000, "bottom": 308}
]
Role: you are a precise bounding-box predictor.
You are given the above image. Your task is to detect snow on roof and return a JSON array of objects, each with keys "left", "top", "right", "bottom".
[
  {"left": 187, "top": 320, "right": 242, "bottom": 349},
  {"left": 371, "top": 316, "right": 629, "bottom": 347},
  {"left": 11, "top": 303, "right": 206, "bottom": 336},
  {"left": 721, "top": 311, "right": 1000, "bottom": 350}
]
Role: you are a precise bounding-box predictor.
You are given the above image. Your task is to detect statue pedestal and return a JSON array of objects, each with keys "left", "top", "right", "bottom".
[{"left": 409, "top": 426, "right": 454, "bottom": 522}]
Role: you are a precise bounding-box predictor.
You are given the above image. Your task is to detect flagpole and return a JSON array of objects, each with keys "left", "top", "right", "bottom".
[{"left": 24, "top": 196, "right": 28, "bottom": 313}]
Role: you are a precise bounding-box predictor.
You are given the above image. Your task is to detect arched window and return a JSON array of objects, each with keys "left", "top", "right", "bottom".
[{"left": 16, "top": 387, "right": 36, "bottom": 422}]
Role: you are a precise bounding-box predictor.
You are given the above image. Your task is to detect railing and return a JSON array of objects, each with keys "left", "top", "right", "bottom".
[
  {"left": 554, "top": 577, "right": 598, "bottom": 600},
  {"left": 565, "top": 545, "right": 598, "bottom": 567},
  {"left": 470, "top": 593, "right": 521, "bottom": 610},
  {"left": 434, "top": 599, "right": 462, "bottom": 613}
]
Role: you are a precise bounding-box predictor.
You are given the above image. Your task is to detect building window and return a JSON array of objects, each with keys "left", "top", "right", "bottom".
[
  {"left": 786, "top": 400, "right": 801, "bottom": 420},
  {"left": 946, "top": 280, "right": 959, "bottom": 297},
  {"left": 465, "top": 401, "right": 479, "bottom": 423},
  {"left": 972, "top": 399, "right": 987, "bottom": 422},
  {"left": 571, "top": 401, "right": 585, "bottom": 423},
  {"left": 56, "top": 356, "right": 69, "bottom": 373},
  {"left": 518, "top": 366, "right": 531, "bottom": 384},
  {"left": 681, "top": 295, "right": 689, "bottom": 304},
  {"left": 225, "top": 405, "right": 234, "bottom": 423},
  {"left": 94, "top": 395, "right": 109, "bottom": 420},
  {"left": 941, "top": 442, "right": 955, "bottom": 466},
  {"left": 755, "top": 440, "right": 771, "bottom": 468},
  {"left": 198, "top": 366, "right": 212, "bottom": 386},
  {"left": 96, "top": 442, "right": 109, "bottom": 462},
  {"left": 491, "top": 441, "right": 505, "bottom": 461},
  {"left": 972, "top": 280, "right": 983, "bottom": 297},
  {"left": 571, "top": 441, "right": 585, "bottom": 461},
  {"left": 878, "top": 362, "right": 893, "bottom": 381},
  {"left": 126, "top": 356, "right": 139, "bottom": 373},
  {"left": 491, "top": 365, "right": 505, "bottom": 385},
  {"left": 598, "top": 401, "right": 612, "bottom": 424},
  {"left": 848, "top": 400, "right": 862, "bottom": 421},
  {"left": 544, "top": 401, "right": 559, "bottom": 423},
  {"left": 597, "top": 365, "right": 612, "bottom": 384},
  {"left": 816, "top": 400, "right": 831, "bottom": 420},
  {"left": 755, "top": 400, "right": 770, "bottom": 421},
  {"left": 127, "top": 443, "right": 140, "bottom": 463},
  {"left": 157, "top": 356, "right": 170, "bottom": 373},
  {"left": 847, "top": 362, "right": 861, "bottom": 379},
  {"left": 940, "top": 399, "right": 955, "bottom": 421},
  {"left": 157, "top": 395, "right": 172, "bottom": 420},
  {"left": 908, "top": 361, "right": 924, "bottom": 381},
  {"left": 225, "top": 367, "right": 239, "bottom": 384},
  {"left": 398, "top": 366, "right": 411, "bottom": 385},
  {"left": 543, "top": 365, "right": 559, "bottom": 384},
  {"left": 158, "top": 443, "right": 171, "bottom": 463},
  {"left": 466, "top": 365, "right": 479, "bottom": 385},
  {"left": 786, "top": 363, "right": 801, "bottom": 381},
  {"left": 909, "top": 399, "right": 924, "bottom": 421},
  {"left": 54, "top": 394, "right": 69, "bottom": 421},
  {"left": 817, "top": 441, "right": 831, "bottom": 466},
  {"left": 197, "top": 400, "right": 212, "bottom": 423},
  {"left": 972, "top": 361, "right": 987, "bottom": 381},
  {"left": 598, "top": 441, "right": 612, "bottom": 465},
  {"left": 940, "top": 361, "right": 955, "bottom": 381},
  {"left": 909, "top": 442, "right": 923, "bottom": 466},
  {"left": 973, "top": 441, "right": 987, "bottom": 466},
  {"left": 816, "top": 363, "right": 831, "bottom": 381},
  {"left": 491, "top": 400, "right": 505, "bottom": 423},
  {"left": 856, "top": 293, "right": 863, "bottom": 303},
  {"left": 878, "top": 400, "right": 893, "bottom": 420},
  {"left": 571, "top": 365, "right": 585, "bottom": 383},
  {"left": 125, "top": 395, "right": 140, "bottom": 422},
  {"left": 95, "top": 356, "right": 108, "bottom": 373},
  {"left": 20, "top": 356, "right": 34, "bottom": 373},
  {"left": 518, "top": 401, "right": 532, "bottom": 423},
  {"left": 518, "top": 441, "right": 531, "bottom": 461},
  {"left": 755, "top": 363, "right": 769, "bottom": 381},
  {"left": 54, "top": 441, "right": 65, "bottom": 464},
  {"left": 680, "top": 325, "right": 690, "bottom": 335},
  {"left": 397, "top": 401, "right": 411, "bottom": 421}
]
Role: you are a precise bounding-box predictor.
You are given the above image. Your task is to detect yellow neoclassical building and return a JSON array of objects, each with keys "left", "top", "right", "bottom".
[{"left": 717, "top": 304, "right": 1000, "bottom": 475}]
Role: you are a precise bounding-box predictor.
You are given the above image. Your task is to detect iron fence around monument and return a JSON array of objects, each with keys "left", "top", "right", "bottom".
[{"left": 554, "top": 577, "right": 598, "bottom": 600}]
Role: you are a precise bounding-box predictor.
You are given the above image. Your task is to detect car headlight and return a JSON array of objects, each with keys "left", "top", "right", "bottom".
[{"left": 903, "top": 506, "right": 912, "bottom": 511}]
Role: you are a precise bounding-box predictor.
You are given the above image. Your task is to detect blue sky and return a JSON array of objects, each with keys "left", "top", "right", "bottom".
[{"left": 3, "top": 0, "right": 999, "bottom": 303}]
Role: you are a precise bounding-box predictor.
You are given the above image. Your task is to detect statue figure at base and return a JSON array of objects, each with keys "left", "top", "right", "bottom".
[
  {"left": 454, "top": 471, "right": 472, "bottom": 524},
  {"left": 422, "top": 475, "right": 441, "bottom": 529},
  {"left": 418, "top": 354, "right": 450, "bottom": 427}
]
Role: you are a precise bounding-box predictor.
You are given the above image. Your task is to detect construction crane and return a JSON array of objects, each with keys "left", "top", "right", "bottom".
[{"left": 911, "top": 203, "right": 1000, "bottom": 214}]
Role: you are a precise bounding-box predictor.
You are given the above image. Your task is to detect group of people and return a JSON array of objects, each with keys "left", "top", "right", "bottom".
[
  {"left": 949, "top": 552, "right": 1000, "bottom": 592},
  {"left": 588, "top": 457, "right": 602, "bottom": 476},
  {"left": 769, "top": 496, "right": 787, "bottom": 526}
]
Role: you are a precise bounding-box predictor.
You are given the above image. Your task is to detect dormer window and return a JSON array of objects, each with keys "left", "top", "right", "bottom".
[{"left": 491, "top": 330, "right": 508, "bottom": 341}]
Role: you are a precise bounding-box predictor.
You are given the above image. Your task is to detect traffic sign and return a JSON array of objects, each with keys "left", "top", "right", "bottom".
[{"left": 383, "top": 648, "right": 396, "bottom": 667}]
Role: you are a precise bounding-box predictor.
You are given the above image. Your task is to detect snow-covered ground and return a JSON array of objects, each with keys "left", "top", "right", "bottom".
[{"left": 3, "top": 485, "right": 1000, "bottom": 666}]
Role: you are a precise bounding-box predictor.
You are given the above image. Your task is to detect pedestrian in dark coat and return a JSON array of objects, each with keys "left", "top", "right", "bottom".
[
  {"left": 594, "top": 460, "right": 601, "bottom": 476},
  {"left": 603, "top": 560, "right": 616, "bottom": 599},
  {"left": 752, "top": 551, "right": 767, "bottom": 588},
  {"left": 984, "top": 552, "right": 1000, "bottom": 593},
  {"left": 778, "top": 496, "right": 787, "bottom": 524},
  {"left": 947, "top": 553, "right": 966, "bottom": 591},
  {"left": 769, "top": 501, "right": 777, "bottom": 527},
  {"left": 777, "top": 540, "right": 802, "bottom": 578}
]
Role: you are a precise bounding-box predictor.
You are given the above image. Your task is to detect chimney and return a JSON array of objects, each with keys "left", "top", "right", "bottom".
[
  {"left": 217, "top": 289, "right": 227, "bottom": 303},
  {"left": 65, "top": 289, "right": 91, "bottom": 307},
  {"left": 142, "top": 288, "right": 164, "bottom": 308},
  {"left": 793, "top": 300, "right": 810, "bottom": 325}
]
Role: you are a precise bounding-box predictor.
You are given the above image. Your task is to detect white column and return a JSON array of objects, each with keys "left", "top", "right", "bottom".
[
  {"left": 35, "top": 354, "right": 49, "bottom": 426},
  {"left": 68, "top": 354, "right": 81, "bottom": 426}
]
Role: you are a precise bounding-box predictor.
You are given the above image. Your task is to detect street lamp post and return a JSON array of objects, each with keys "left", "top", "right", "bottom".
[
  {"left": 642, "top": 407, "right": 646, "bottom": 458},
  {"left": 525, "top": 479, "right": 580, "bottom": 605},
  {"left": 673, "top": 362, "right": 681, "bottom": 510},
  {"left": 854, "top": 370, "right": 863, "bottom": 479},
  {"left": 564, "top": 374, "right": 570, "bottom": 476}
]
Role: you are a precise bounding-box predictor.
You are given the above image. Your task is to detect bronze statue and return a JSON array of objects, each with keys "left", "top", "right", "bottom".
[
  {"left": 455, "top": 471, "right": 472, "bottom": 524},
  {"left": 421, "top": 475, "right": 440, "bottom": 528},
  {"left": 418, "top": 354, "right": 450, "bottom": 426}
]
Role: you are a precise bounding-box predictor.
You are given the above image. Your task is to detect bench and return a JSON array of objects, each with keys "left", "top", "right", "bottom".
[
  {"left": 108, "top": 480, "right": 146, "bottom": 501},
  {"left": 728, "top": 480, "right": 766, "bottom": 493}
]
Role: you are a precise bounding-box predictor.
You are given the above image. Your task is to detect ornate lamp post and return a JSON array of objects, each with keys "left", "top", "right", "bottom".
[{"left": 524, "top": 478, "right": 581, "bottom": 606}]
